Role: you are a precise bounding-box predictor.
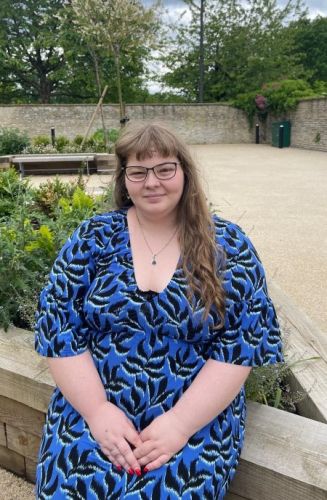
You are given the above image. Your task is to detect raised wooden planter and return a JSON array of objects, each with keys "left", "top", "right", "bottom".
[
  {"left": 269, "top": 281, "right": 327, "bottom": 424},
  {"left": 0, "top": 281, "right": 327, "bottom": 498}
]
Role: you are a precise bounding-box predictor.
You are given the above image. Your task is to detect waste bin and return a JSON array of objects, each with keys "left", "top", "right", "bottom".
[{"left": 272, "top": 121, "right": 291, "bottom": 148}]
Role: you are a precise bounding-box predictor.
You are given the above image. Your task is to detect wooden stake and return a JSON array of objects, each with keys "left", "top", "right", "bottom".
[{"left": 81, "top": 85, "right": 109, "bottom": 148}]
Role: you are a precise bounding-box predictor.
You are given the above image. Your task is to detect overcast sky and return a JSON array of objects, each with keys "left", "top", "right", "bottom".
[
  {"left": 145, "top": 0, "right": 327, "bottom": 18},
  {"left": 143, "top": 0, "right": 327, "bottom": 93}
]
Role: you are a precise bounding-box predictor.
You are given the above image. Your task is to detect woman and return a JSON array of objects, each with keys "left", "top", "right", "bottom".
[{"left": 35, "top": 123, "right": 283, "bottom": 499}]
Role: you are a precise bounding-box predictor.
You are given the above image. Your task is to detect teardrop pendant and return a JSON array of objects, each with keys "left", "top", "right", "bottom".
[{"left": 152, "top": 255, "right": 157, "bottom": 265}]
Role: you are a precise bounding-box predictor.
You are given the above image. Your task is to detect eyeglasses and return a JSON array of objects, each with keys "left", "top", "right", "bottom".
[{"left": 124, "top": 162, "right": 178, "bottom": 182}]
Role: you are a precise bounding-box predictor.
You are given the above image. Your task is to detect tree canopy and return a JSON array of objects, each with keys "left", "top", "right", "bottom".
[
  {"left": 162, "top": 0, "right": 310, "bottom": 101},
  {"left": 0, "top": 0, "right": 326, "bottom": 105},
  {"left": 0, "top": 0, "right": 160, "bottom": 104}
]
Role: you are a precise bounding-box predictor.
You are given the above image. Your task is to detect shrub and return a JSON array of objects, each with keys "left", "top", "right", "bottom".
[
  {"left": 234, "top": 79, "right": 318, "bottom": 125},
  {"left": 0, "top": 168, "right": 31, "bottom": 217},
  {"left": 55, "top": 135, "right": 70, "bottom": 152},
  {"left": 32, "top": 135, "right": 51, "bottom": 147},
  {"left": 72, "top": 135, "right": 84, "bottom": 146},
  {"left": 22, "top": 144, "right": 58, "bottom": 154},
  {"left": 0, "top": 127, "right": 30, "bottom": 155},
  {"left": 0, "top": 168, "right": 115, "bottom": 331},
  {"left": 33, "top": 176, "right": 80, "bottom": 215},
  {"left": 87, "top": 128, "right": 120, "bottom": 153}
]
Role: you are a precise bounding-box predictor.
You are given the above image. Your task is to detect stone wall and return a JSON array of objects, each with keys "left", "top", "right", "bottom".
[
  {"left": 0, "top": 103, "right": 252, "bottom": 144},
  {"left": 288, "top": 98, "right": 327, "bottom": 151},
  {"left": 1, "top": 99, "right": 326, "bottom": 150},
  {"left": 262, "top": 98, "right": 327, "bottom": 152}
]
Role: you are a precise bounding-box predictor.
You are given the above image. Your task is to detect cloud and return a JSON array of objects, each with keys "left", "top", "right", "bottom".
[{"left": 144, "top": 0, "right": 327, "bottom": 17}]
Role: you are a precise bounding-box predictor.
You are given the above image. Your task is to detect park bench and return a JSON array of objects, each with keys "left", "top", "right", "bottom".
[{"left": 10, "top": 153, "right": 96, "bottom": 177}]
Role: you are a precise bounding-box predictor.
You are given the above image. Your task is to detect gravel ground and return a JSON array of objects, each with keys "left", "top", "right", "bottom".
[{"left": 1, "top": 143, "right": 326, "bottom": 496}]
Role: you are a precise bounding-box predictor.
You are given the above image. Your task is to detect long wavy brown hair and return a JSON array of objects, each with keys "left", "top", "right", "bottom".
[{"left": 114, "top": 122, "right": 226, "bottom": 328}]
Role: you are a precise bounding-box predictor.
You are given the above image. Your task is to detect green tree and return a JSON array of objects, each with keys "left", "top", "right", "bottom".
[
  {"left": 0, "top": 0, "right": 68, "bottom": 103},
  {"left": 71, "top": 0, "right": 160, "bottom": 120},
  {"left": 0, "top": 0, "right": 156, "bottom": 104},
  {"left": 163, "top": 0, "right": 308, "bottom": 102},
  {"left": 288, "top": 16, "right": 327, "bottom": 84}
]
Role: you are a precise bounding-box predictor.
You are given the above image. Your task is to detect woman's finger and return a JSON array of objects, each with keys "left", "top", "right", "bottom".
[
  {"left": 134, "top": 440, "right": 156, "bottom": 459},
  {"left": 117, "top": 439, "right": 142, "bottom": 472},
  {"left": 138, "top": 448, "right": 161, "bottom": 467},
  {"left": 143, "top": 453, "right": 171, "bottom": 472},
  {"left": 125, "top": 426, "right": 143, "bottom": 449}
]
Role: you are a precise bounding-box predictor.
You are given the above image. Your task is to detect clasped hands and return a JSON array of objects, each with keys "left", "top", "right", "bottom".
[
  {"left": 133, "top": 409, "right": 190, "bottom": 473},
  {"left": 86, "top": 401, "right": 191, "bottom": 475}
]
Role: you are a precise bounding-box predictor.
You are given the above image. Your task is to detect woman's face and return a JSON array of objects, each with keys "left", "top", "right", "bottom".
[{"left": 124, "top": 151, "right": 185, "bottom": 218}]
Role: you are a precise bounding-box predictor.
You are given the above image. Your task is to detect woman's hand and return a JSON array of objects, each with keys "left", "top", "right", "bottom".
[
  {"left": 85, "top": 401, "right": 144, "bottom": 474},
  {"left": 133, "top": 409, "right": 190, "bottom": 472}
]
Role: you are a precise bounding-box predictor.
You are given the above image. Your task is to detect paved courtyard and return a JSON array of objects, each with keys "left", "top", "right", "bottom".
[{"left": 1, "top": 143, "right": 326, "bottom": 496}]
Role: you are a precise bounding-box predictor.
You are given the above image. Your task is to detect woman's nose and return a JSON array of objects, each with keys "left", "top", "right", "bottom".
[{"left": 144, "top": 169, "right": 160, "bottom": 186}]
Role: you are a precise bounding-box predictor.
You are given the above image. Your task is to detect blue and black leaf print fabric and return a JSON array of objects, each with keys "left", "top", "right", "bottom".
[{"left": 34, "top": 208, "right": 283, "bottom": 499}]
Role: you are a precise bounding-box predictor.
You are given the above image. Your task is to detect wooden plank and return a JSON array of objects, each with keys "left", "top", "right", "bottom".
[
  {"left": 0, "top": 444, "right": 25, "bottom": 477},
  {"left": 0, "top": 396, "right": 45, "bottom": 437},
  {"left": 6, "top": 424, "right": 41, "bottom": 461},
  {"left": 11, "top": 154, "right": 95, "bottom": 162},
  {"left": 25, "top": 457, "right": 38, "bottom": 483},
  {"left": 0, "top": 367, "right": 53, "bottom": 415},
  {"left": 225, "top": 492, "right": 249, "bottom": 500},
  {"left": 230, "top": 460, "right": 325, "bottom": 500},
  {"left": 228, "top": 401, "right": 327, "bottom": 500},
  {"left": 0, "top": 421, "right": 6, "bottom": 446},
  {"left": 0, "top": 327, "right": 54, "bottom": 413},
  {"left": 269, "top": 281, "right": 327, "bottom": 360},
  {"left": 268, "top": 281, "right": 327, "bottom": 423}
]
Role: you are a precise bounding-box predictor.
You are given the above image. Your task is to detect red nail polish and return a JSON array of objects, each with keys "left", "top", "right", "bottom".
[
  {"left": 135, "top": 468, "right": 142, "bottom": 476},
  {"left": 143, "top": 467, "right": 149, "bottom": 473},
  {"left": 128, "top": 468, "right": 134, "bottom": 475},
  {"left": 116, "top": 465, "right": 122, "bottom": 471}
]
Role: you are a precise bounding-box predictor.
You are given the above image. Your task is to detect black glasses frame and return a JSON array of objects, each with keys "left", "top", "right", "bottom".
[{"left": 123, "top": 162, "right": 178, "bottom": 182}]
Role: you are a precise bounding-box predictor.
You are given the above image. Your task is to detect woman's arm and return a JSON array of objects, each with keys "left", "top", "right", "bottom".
[
  {"left": 47, "top": 350, "right": 107, "bottom": 421},
  {"left": 47, "top": 351, "right": 144, "bottom": 473},
  {"left": 170, "top": 359, "right": 251, "bottom": 436}
]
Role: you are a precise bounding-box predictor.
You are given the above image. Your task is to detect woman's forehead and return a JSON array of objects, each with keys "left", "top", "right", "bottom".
[{"left": 128, "top": 150, "right": 177, "bottom": 162}]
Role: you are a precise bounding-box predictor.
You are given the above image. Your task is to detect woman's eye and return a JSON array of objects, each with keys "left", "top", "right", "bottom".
[
  {"left": 158, "top": 166, "right": 174, "bottom": 174},
  {"left": 129, "top": 169, "right": 145, "bottom": 178}
]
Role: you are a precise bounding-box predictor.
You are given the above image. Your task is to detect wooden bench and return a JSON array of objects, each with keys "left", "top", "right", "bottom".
[{"left": 10, "top": 154, "right": 96, "bottom": 177}]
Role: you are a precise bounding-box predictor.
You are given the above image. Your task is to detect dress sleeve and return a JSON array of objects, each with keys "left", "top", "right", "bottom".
[
  {"left": 34, "top": 218, "right": 96, "bottom": 357},
  {"left": 209, "top": 222, "right": 284, "bottom": 367}
]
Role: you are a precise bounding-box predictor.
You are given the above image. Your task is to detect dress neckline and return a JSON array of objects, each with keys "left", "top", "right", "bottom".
[{"left": 120, "top": 207, "right": 182, "bottom": 296}]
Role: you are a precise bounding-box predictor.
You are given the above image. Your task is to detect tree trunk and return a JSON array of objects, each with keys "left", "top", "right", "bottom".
[
  {"left": 198, "top": 0, "right": 205, "bottom": 102},
  {"left": 39, "top": 75, "right": 52, "bottom": 104},
  {"left": 113, "top": 45, "right": 124, "bottom": 125}
]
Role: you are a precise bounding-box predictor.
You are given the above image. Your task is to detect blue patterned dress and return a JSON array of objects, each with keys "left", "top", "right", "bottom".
[{"left": 34, "top": 208, "right": 283, "bottom": 499}]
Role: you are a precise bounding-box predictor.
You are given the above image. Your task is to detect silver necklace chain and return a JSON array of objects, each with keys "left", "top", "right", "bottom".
[{"left": 135, "top": 211, "right": 179, "bottom": 265}]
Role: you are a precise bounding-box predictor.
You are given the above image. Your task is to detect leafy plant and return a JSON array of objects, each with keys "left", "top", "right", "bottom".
[
  {"left": 22, "top": 143, "right": 58, "bottom": 154},
  {"left": 0, "top": 127, "right": 30, "bottom": 155},
  {"left": 234, "top": 79, "right": 318, "bottom": 125},
  {"left": 21, "top": 130, "right": 119, "bottom": 154},
  {"left": 25, "top": 225, "right": 57, "bottom": 261},
  {"left": 32, "top": 175, "right": 86, "bottom": 215},
  {"left": 0, "top": 168, "right": 31, "bottom": 217},
  {"left": 55, "top": 135, "right": 70, "bottom": 152},
  {"left": 0, "top": 168, "right": 114, "bottom": 331},
  {"left": 244, "top": 319, "right": 320, "bottom": 412},
  {"left": 32, "top": 135, "right": 51, "bottom": 147}
]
